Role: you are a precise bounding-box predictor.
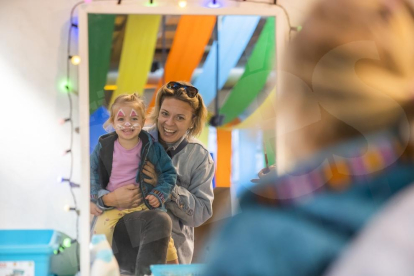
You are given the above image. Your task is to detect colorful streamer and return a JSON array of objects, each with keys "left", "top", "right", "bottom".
[
  {"left": 147, "top": 15, "right": 216, "bottom": 113},
  {"left": 219, "top": 17, "right": 276, "bottom": 124},
  {"left": 88, "top": 14, "right": 115, "bottom": 114},
  {"left": 230, "top": 88, "right": 276, "bottom": 130},
  {"left": 216, "top": 129, "right": 232, "bottom": 187},
  {"left": 111, "top": 15, "right": 161, "bottom": 105},
  {"left": 194, "top": 16, "right": 261, "bottom": 106}
]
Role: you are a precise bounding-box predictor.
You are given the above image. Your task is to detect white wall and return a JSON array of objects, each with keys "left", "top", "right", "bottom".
[
  {"left": 0, "top": 0, "right": 318, "bottom": 247},
  {"left": 0, "top": 0, "right": 81, "bottom": 238}
]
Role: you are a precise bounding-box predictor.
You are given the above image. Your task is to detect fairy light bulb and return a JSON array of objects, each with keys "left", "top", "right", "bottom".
[
  {"left": 178, "top": 1, "right": 187, "bottom": 7},
  {"left": 70, "top": 55, "right": 81, "bottom": 65},
  {"left": 64, "top": 204, "right": 71, "bottom": 212}
]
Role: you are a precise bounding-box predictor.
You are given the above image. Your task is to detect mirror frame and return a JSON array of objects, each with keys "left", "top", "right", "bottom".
[{"left": 78, "top": 2, "right": 288, "bottom": 274}]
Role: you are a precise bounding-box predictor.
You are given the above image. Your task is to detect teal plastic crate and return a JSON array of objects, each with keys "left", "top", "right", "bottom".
[
  {"left": 0, "top": 229, "right": 60, "bottom": 276},
  {"left": 150, "top": 264, "right": 206, "bottom": 276}
]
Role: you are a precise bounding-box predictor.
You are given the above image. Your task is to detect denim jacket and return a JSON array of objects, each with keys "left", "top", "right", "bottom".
[
  {"left": 206, "top": 132, "right": 414, "bottom": 276},
  {"left": 90, "top": 130, "right": 176, "bottom": 211}
]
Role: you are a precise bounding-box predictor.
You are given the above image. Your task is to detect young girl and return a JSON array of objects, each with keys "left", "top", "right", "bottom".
[{"left": 89, "top": 93, "right": 179, "bottom": 268}]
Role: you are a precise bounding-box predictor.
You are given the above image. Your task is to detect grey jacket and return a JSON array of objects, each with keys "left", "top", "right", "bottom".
[
  {"left": 97, "top": 125, "right": 215, "bottom": 263},
  {"left": 147, "top": 125, "right": 215, "bottom": 263}
]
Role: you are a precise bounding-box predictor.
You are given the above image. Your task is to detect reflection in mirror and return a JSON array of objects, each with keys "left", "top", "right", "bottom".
[{"left": 87, "top": 13, "right": 276, "bottom": 272}]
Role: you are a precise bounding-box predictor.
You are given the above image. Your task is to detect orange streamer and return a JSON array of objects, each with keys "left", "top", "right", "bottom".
[
  {"left": 216, "top": 129, "right": 232, "bottom": 188},
  {"left": 147, "top": 15, "right": 216, "bottom": 113}
]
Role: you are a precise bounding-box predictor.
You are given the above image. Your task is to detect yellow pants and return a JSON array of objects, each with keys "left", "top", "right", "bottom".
[{"left": 93, "top": 204, "right": 178, "bottom": 261}]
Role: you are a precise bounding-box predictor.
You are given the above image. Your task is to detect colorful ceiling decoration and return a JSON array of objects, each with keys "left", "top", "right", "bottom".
[
  {"left": 218, "top": 17, "right": 275, "bottom": 125},
  {"left": 147, "top": 15, "right": 216, "bottom": 111},
  {"left": 216, "top": 129, "right": 232, "bottom": 187},
  {"left": 88, "top": 14, "right": 277, "bottom": 189},
  {"left": 111, "top": 15, "right": 161, "bottom": 104},
  {"left": 194, "top": 16, "right": 261, "bottom": 106},
  {"left": 88, "top": 14, "right": 115, "bottom": 115},
  {"left": 230, "top": 88, "right": 276, "bottom": 130}
]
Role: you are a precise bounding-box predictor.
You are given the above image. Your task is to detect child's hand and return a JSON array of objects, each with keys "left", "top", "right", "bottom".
[
  {"left": 90, "top": 202, "right": 103, "bottom": 216},
  {"left": 146, "top": 195, "right": 160, "bottom": 208}
]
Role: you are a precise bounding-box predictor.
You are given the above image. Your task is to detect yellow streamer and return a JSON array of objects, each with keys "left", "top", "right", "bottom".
[
  {"left": 225, "top": 88, "right": 277, "bottom": 130},
  {"left": 111, "top": 15, "right": 161, "bottom": 105}
]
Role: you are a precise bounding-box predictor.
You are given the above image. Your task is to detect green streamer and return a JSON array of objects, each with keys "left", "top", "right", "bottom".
[
  {"left": 88, "top": 14, "right": 116, "bottom": 114},
  {"left": 219, "top": 17, "right": 275, "bottom": 124}
]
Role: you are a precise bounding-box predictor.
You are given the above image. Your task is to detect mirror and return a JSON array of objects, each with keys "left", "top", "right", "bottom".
[{"left": 79, "top": 3, "right": 287, "bottom": 274}]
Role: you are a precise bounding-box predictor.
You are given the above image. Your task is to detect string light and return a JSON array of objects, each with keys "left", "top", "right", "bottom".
[
  {"left": 60, "top": 2, "right": 83, "bottom": 272},
  {"left": 69, "top": 55, "right": 81, "bottom": 65},
  {"left": 63, "top": 149, "right": 72, "bottom": 156},
  {"left": 59, "top": 118, "right": 71, "bottom": 125},
  {"left": 178, "top": 0, "right": 187, "bottom": 7},
  {"left": 207, "top": 0, "right": 221, "bottom": 8},
  {"left": 64, "top": 204, "right": 77, "bottom": 212},
  {"left": 59, "top": 177, "right": 80, "bottom": 188},
  {"left": 54, "top": 238, "right": 78, "bottom": 255}
]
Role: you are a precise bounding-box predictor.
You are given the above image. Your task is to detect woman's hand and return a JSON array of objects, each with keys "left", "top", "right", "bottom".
[
  {"left": 143, "top": 161, "right": 158, "bottom": 186},
  {"left": 146, "top": 195, "right": 160, "bottom": 208},
  {"left": 90, "top": 202, "right": 103, "bottom": 216},
  {"left": 102, "top": 184, "right": 142, "bottom": 209},
  {"left": 251, "top": 164, "right": 277, "bottom": 183}
]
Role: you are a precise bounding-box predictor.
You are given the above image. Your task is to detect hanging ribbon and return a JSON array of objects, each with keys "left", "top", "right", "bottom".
[
  {"left": 110, "top": 15, "right": 161, "bottom": 105},
  {"left": 147, "top": 15, "right": 216, "bottom": 113},
  {"left": 88, "top": 14, "right": 116, "bottom": 114},
  {"left": 219, "top": 17, "right": 276, "bottom": 125},
  {"left": 194, "top": 16, "right": 261, "bottom": 106}
]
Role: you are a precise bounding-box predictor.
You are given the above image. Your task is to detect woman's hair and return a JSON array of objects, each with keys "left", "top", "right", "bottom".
[
  {"left": 281, "top": 0, "right": 414, "bottom": 158},
  {"left": 103, "top": 93, "right": 146, "bottom": 130},
  {"left": 149, "top": 81, "right": 207, "bottom": 137}
]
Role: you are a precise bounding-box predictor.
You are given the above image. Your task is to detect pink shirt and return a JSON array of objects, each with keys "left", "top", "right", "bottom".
[{"left": 107, "top": 139, "right": 142, "bottom": 192}]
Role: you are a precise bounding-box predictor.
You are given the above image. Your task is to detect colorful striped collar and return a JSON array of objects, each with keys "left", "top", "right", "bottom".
[{"left": 249, "top": 132, "right": 411, "bottom": 206}]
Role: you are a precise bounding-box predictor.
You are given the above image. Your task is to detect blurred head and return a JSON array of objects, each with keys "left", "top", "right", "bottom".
[
  {"left": 104, "top": 93, "right": 146, "bottom": 142},
  {"left": 281, "top": 0, "right": 414, "bottom": 162},
  {"left": 149, "top": 81, "right": 207, "bottom": 143}
]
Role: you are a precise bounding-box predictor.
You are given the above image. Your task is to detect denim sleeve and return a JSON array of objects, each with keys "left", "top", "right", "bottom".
[
  {"left": 147, "top": 142, "right": 177, "bottom": 207},
  {"left": 166, "top": 150, "right": 215, "bottom": 227},
  {"left": 90, "top": 143, "right": 102, "bottom": 203}
]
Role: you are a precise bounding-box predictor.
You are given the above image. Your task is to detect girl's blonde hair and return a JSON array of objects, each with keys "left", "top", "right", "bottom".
[
  {"left": 149, "top": 81, "right": 207, "bottom": 137},
  {"left": 103, "top": 93, "right": 146, "bottom": 130}
]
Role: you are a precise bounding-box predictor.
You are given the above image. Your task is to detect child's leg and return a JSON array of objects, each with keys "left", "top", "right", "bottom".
[
  {"left": 123, "top": 205, "right": 178, "bottom": 264},
  {"left": 93, "top": 209, "right": 125, "bottom": 245},
  {"left": 166, "top": 236, "right": 179, "bottom": 264}
]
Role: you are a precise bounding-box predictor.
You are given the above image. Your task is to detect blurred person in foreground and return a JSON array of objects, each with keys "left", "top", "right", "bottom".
[{"left": 206, "top": 0, "right": 414, "bottom": 275}]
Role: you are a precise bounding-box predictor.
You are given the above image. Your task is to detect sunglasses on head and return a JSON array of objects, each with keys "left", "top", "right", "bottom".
[{"left": 166, "top": 82, "right": 199, "bottom": 98}]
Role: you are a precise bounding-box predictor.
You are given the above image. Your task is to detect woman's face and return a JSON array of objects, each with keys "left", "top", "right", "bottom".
[{"left": 157, "top": 97, "right": 194, "bottom": 143}]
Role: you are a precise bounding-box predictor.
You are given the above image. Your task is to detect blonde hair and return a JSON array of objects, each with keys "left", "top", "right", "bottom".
[
  {"left": 104, "top": 93, "right": 146, "bottom": 130},
  {"left": 281, "top": 0, "right": 414, "bottom": 158},
  {"left": 149, "top": 81, "right": 207, "bottom": 137}
]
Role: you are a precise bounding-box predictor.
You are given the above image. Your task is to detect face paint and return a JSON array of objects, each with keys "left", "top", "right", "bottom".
[
  {"left": 113, "top": 106, "right": 143, "bottom": 134},
  {"left": 115, "top": 122, "right": 141, "bottom": 130},
  {"left": 117, "top": 109, "right": 125, "bottom": 118},
  {"left": 130, "top": 109, "right": 138, "bottom": 117}
]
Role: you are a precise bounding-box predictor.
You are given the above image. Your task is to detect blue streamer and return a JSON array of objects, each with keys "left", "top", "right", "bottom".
[{"left": 193, "top": 16, "right": 260, "bottom": 106}]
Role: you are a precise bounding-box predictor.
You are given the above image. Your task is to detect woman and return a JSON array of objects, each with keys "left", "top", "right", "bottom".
[
  {"left": 205, "top": 0, "right": 414, "bottom": 275},
  {"left": 97, "top": 81, "right": 215, "bottom": 273}
]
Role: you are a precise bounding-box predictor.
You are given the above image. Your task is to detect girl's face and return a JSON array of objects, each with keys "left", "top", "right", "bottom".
[
  {"left": 157, "top": 97, "right": 194, "bottom": 143},
  {"left": 113, "top": 104, "right": 145, "bottom": 142}
]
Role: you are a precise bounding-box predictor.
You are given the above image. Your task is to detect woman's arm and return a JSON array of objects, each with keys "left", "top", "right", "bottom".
[
  {"left": 100, "top": 185, "right": 142, "bottom": 209},
  {"left": 166, "top": 151, "right": 215, "bottom": 227}
]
